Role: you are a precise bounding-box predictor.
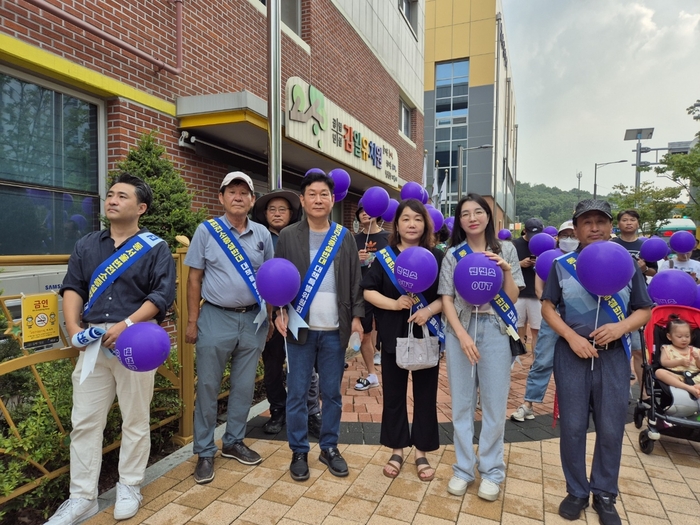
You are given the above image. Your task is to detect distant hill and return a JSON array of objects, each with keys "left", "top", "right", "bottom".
[{"left": 514, "top": 181, "right": 598, "bottom": 230}]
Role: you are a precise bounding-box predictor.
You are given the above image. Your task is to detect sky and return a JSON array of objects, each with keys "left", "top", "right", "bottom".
[{"left": 500, "top": 0, "right": 700, "bottom": 197}]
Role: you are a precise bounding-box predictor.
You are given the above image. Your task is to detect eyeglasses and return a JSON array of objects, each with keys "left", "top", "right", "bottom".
[
  {"left": 558, "top": 234, "right": 576, "bottom": 240},
  {"left": 267, "top": 207, "right": 289, "bottom": 214},
  {"left": 460, "top": 209, "right": 486, "bottom": 220}
]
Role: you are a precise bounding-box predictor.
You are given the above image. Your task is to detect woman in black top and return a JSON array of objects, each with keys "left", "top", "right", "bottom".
[{"left": 360, "top": 199, "right": 444, "bottom": 481}]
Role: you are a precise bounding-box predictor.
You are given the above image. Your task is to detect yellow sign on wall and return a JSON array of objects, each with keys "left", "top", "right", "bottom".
[{"left": 22, "top": 293, "right": 60, "bottom": 349}]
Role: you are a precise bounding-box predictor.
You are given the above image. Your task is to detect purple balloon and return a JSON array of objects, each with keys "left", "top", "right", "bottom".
[
  {"left": 529, "top": 233, "right": 556, "bottom": 256},
  {"left": 535, "top": 249, "right": 563, "bottom": 282},
  {"left": 334, "top": 189, "right": 348, "bottom": 201},
  {"left": 63, "top": 193, "right": 74, "bottom": 211},
  {"left": 669, "top": 231, "right": 696, "bottom": 254},
  {"left": 444, "top": 216, "right": 455, "bottom": 228},
  {"left": 114, "top": 323, "right": 170, "bottom": 372},
  {"left": 454, "top": 252, "right": 503, "bottom": 305},
  {"left": 543, "top": 226, "right": 558, "bottom": 237},
  {"left": 394, "top": 246, "right": 438, "bottom": 294},
  {"left": 257, "top": 258, "right": 301, "bottom": 307},
  {"left": 648, "top": 271, "right": 698, "bottom": 306},
  {"left": 381, "top": 199, "right": 400, "bottom": 223},
  {"left": 81, "top": 197, "right": 94, "bottom": 217},
  {"left": 578, "top": 241, "right": 635, "bottom": 296},
  {"left": 640, "top": 236, "right": 668, "bottom": 262},
  {"left": 305, "top": 168, "right": 325, "bottom": 177},
  {"left": 692, "top": 285, "right": 700, "bottom": 310},
  {"left": 428, "top": 207, "right": 444, "bottom": 233},
  {"left": 420, "top": 188, "right": 429, "bottom": 204},
  {"left": 400, "top": 181, "right": 424, "bottom": 201},
  {"left": 362, "top": 186, "right": 390, "bottom": 217},
  {"left": 329, "top": 168, "right": 351, "bottom": 194},
  {"left": 69, "top": 214, "right": 88, "bottom": 232},
  {"left": 498, "top": 229, "right": 512, "bottom": 241}
]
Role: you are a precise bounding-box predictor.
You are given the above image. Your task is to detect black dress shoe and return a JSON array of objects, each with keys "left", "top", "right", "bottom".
[
  {"left": 290, "top": 452, "right": 309, "bottom": 481},
  {"left": 221, "top": 442, "right": 262, "bottom": 465},
  {"left": 308, "top": 413, "right": 322, "bottom": 439},
  {"left": 319, "top": 447, "right": 348, "bottom": 477},
  {"left": 592, "top": 493, "right": 621, "bottom": 525},
  {"left": 558, "top": 494, "right": 589, "bottom": 520},
  {"left": 263, "top": 409, "right": 286, "bottom": 434},
  {"left": 194, "top": 457, "right": 215, "bottom": 484}
]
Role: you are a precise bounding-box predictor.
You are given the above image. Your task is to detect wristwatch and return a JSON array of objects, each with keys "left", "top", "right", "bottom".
[{"left": 124, "top": 317, "right": 134, "bottom": 327}]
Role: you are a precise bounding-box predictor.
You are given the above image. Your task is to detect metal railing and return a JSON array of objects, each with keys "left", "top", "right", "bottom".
[{"left": 0, "top": 247, "right": 199, "bottom": 505}]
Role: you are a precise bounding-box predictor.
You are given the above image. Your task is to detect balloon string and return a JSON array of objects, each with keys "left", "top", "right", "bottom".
[
  {"left": 280, "top": 307, "right": 289, "bottom": 374},
  {"left": 472, "top": 310, "right": 478, "bottom": 379},
  {"left": 365, "top": 219, "right": 373, "bottom": 247},
  {"left": 591, "top": 296, "right": 601, "bottom": 371}
]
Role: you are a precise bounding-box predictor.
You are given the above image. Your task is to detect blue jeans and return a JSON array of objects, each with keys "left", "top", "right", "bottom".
[
  {"left": 553, "top": 338, "right": 629, "bottom": 497},
  {"left": 193, "top": 303, "right": 266, "bottom": 457},
  {"left": 286, "top": 330, "right": 344, "bottom": 452},
  {"left": 445, "top": 314, "right": 511, "bottom": 484},
  {"left": 524, "top": 319, "right": 556, "bottom": 403}
]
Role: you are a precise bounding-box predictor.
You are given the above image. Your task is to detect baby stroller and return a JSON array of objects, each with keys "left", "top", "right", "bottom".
[{"left": 633, "top": 305, "right": 700, "bottom": 454}]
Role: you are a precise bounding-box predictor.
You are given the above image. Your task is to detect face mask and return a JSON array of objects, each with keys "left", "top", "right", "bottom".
[{"left": 559, "top": 238, "right": 579, "bottom": 252}]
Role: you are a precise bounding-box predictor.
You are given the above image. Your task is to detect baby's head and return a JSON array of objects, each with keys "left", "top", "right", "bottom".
[{"left": 667, "top": 314, "right": 692, "bottom": 348}]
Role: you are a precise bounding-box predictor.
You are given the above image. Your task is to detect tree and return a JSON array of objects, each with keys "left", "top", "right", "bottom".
[
  {"left": 108, "top": 132, "right": 207, "bottom": 250},
  {"left": 606, "top": 181, "right": 680, "bottom": 235},
  {"left": 515, "top": 181, "right": 594, "bottom": 230}
]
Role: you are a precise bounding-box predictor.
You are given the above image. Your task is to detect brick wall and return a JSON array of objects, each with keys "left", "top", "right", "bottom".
[{"left": 1, "top": 0, "right": 424, "bottom": 222}]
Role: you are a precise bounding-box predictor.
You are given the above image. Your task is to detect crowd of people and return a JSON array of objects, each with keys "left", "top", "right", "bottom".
[{"left": 48, "top": 169, "right": 674, "bottom": 525}]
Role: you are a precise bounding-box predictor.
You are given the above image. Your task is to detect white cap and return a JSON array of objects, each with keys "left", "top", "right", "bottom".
[
  {"left": 220, "top": 171, "right": 254, "bottom": 193},
  {"left": 558, "top": 220, "right": 574, "bottom": 233}
]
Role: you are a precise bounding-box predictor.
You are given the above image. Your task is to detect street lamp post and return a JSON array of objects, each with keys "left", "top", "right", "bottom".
[
  {"left": 593, "top": 160, "right": 627, "bottom": 200},
  {"left": 457, "top": 143, "right": 493, "bottom": 202},
  {"left": 576, "top": 171, "right": 582, "bottom": 201}
]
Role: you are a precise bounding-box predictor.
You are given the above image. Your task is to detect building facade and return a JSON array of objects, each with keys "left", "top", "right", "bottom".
[
  {"left": 424, "top": 0, "right": 517, "bottom": 228},
  {"left": 0, "top": 0, "right": 425, "bottom": 256}
]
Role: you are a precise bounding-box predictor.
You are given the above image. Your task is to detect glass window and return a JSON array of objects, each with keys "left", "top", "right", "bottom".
[
  {"left": 400, "top": 99, "right": 411, "bottom": 138},
  {"left": 436, "top": 63, "right": 452, "bottom": 80},
  {"left": 399, "top": 0, "right": 417, "bottom": 31},
  {"left": 435, "top": 128, "right": 450, "bottom": 142},
  {"left": 0, "top": 72, "right": 101, "bottom": 255},
  {"left": 258, "top": 0, "right": 301, "bottom": 35}
]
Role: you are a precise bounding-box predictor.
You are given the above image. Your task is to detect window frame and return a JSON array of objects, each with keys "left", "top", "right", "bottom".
[{"left": 399, "top": 99, "right": 412, "bottom": 139}]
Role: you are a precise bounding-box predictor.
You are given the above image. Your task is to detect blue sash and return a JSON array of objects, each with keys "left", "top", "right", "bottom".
[
  {"left": 376, "top": 247, "right": 444, "bottom": 342},
  {"left": 451, "top": 242, "right": 519, "bottom": 338},
  {"left": 556, "top": 251, "right": 632, "bottom": 359},
  {"left": 84, "top": 231, "right": 164, "bottom": 315},
  {"left": 203, "top": 218, "right": 263, "bottom": 307},
  {"left": 293, "top": 222, "right": 346, "bottom": 319}
]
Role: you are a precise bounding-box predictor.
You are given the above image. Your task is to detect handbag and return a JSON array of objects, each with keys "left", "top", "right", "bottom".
[
  {"left": 509, "top": 335, "right": 527, "bottom": 357},
  {"left": 395, "top": 322, "right": 440, "bottom": 371}
]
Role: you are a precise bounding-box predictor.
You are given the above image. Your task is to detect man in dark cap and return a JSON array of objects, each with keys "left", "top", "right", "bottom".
[
  {"left": 541, "top": 199, "right": 652, "bottom": 525},
  {"left": 513, "top": 217, "right": 545, "bottom": 349},
  {"left": 252, "top": 189, "right": 322, "bottom": 438}
]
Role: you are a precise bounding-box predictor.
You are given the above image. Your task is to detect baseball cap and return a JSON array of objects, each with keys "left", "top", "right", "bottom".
[
  {"left": 572, "top": 199, "right": 613, "bottom": 221},
  {"left": 558, "top": 220, "right": 574, "bottom": 233},
  {"left": 524, "top": 218, "right": 544, "bottom": 235},
  {"left": 220, "top": 171, "right": 255, "bottom": 193}
]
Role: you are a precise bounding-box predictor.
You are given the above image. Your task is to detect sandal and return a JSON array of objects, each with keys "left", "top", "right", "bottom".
[
  {"left": 355, "top": 377, "right": 379, "bottom": 391},
  {"left": 383, "top": 454, "right": 404, "bottom": 478},
  {"left": 415, "top": 457, "right": 435, "bottom": 482}
]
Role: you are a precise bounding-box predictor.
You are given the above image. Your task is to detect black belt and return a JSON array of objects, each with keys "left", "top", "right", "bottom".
[
  {"left": 588, "top": 339, "right": 623, "bottom": 350},
  {"left": 208, "top": 302, "right": 258, "bottom": 313}
]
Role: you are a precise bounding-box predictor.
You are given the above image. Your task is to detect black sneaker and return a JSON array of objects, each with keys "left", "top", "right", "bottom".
[
  {"left": 194, "top": 457, "right": 215, "bottom": 484},
  {"left": 308, "top": 413, "right": 322, "bottom": 440},
  {"left": 319, "top": 447, "right": 348, "bottom": 477},
  {"left": 263, "top": 409, "right": 286, "bottom": 434},
  {"left": 290, "top": 452, "right": 309, "bottom": 481},
  {"left": 558, "top": 494, "right": 589, "bottom": 520},
  {"left": 592, "top": 493, "right": 621, "bottom": 525},
  {"left": 221, "top": 441, "right": 262, "bottom": 465}
]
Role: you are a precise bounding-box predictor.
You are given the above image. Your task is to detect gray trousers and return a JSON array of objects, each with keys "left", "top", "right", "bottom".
[{"left": 193, "top": 303, "right": 266, "bottom": 457}]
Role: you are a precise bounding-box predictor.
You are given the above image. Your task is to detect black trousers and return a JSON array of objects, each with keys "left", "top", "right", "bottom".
[
  {"left": 380, "top": 346, "right": 440, "bottom": 452},
  {"left": 262, "top": 330, "right": 287, "bottom": 411}
]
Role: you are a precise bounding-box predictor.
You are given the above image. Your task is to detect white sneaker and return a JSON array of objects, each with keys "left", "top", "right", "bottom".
[
  {"left": 373, "top": 352, "right": 381, "bottom": 366},
  {"left": 478, "top": 479, "right": 500, "bottom": 501},
  {"left": 45, "top": 498, "right": 99, "bottom": 525},
  {"left": 447, "top": 475, "right": 471, "bottom": 496},
  {"left": 114, "top": 482, "right": 143, "bottom": 520},
  {"left": 510, "top": 404, "right": 535, "bottom": 422}
]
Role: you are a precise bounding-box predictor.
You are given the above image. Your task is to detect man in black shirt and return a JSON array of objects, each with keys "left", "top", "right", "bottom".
[
  {"left": 50, "top": 174, "right": 176, "bottom": 525},
  {"left": 512, "top": 218, "right": 544, "bottom": 350},
  {"left": 354, "top": 206, "right": 390, "bottom": 390}
]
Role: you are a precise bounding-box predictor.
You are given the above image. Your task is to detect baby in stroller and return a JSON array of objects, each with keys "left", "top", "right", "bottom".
[{"left": 654, "top": 315, "right": 700, "bottom": 414}]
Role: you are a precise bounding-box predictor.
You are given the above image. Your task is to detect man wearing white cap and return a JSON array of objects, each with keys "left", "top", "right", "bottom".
[
  {"left": 511, "top": 221, "right": 578, "bottom": 422},
  {"left": 185, "top": 171, "right": 273, "bottom": 484}
]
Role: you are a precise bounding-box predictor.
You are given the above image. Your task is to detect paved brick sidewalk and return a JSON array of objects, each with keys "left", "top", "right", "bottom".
[{"left": 82, "top": 351, "right": 700, "bottom": 524}]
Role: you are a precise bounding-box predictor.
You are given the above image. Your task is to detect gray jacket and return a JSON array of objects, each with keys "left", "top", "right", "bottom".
[{"left": 275, "top": 219, "right": 364, "bottom": 348}]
